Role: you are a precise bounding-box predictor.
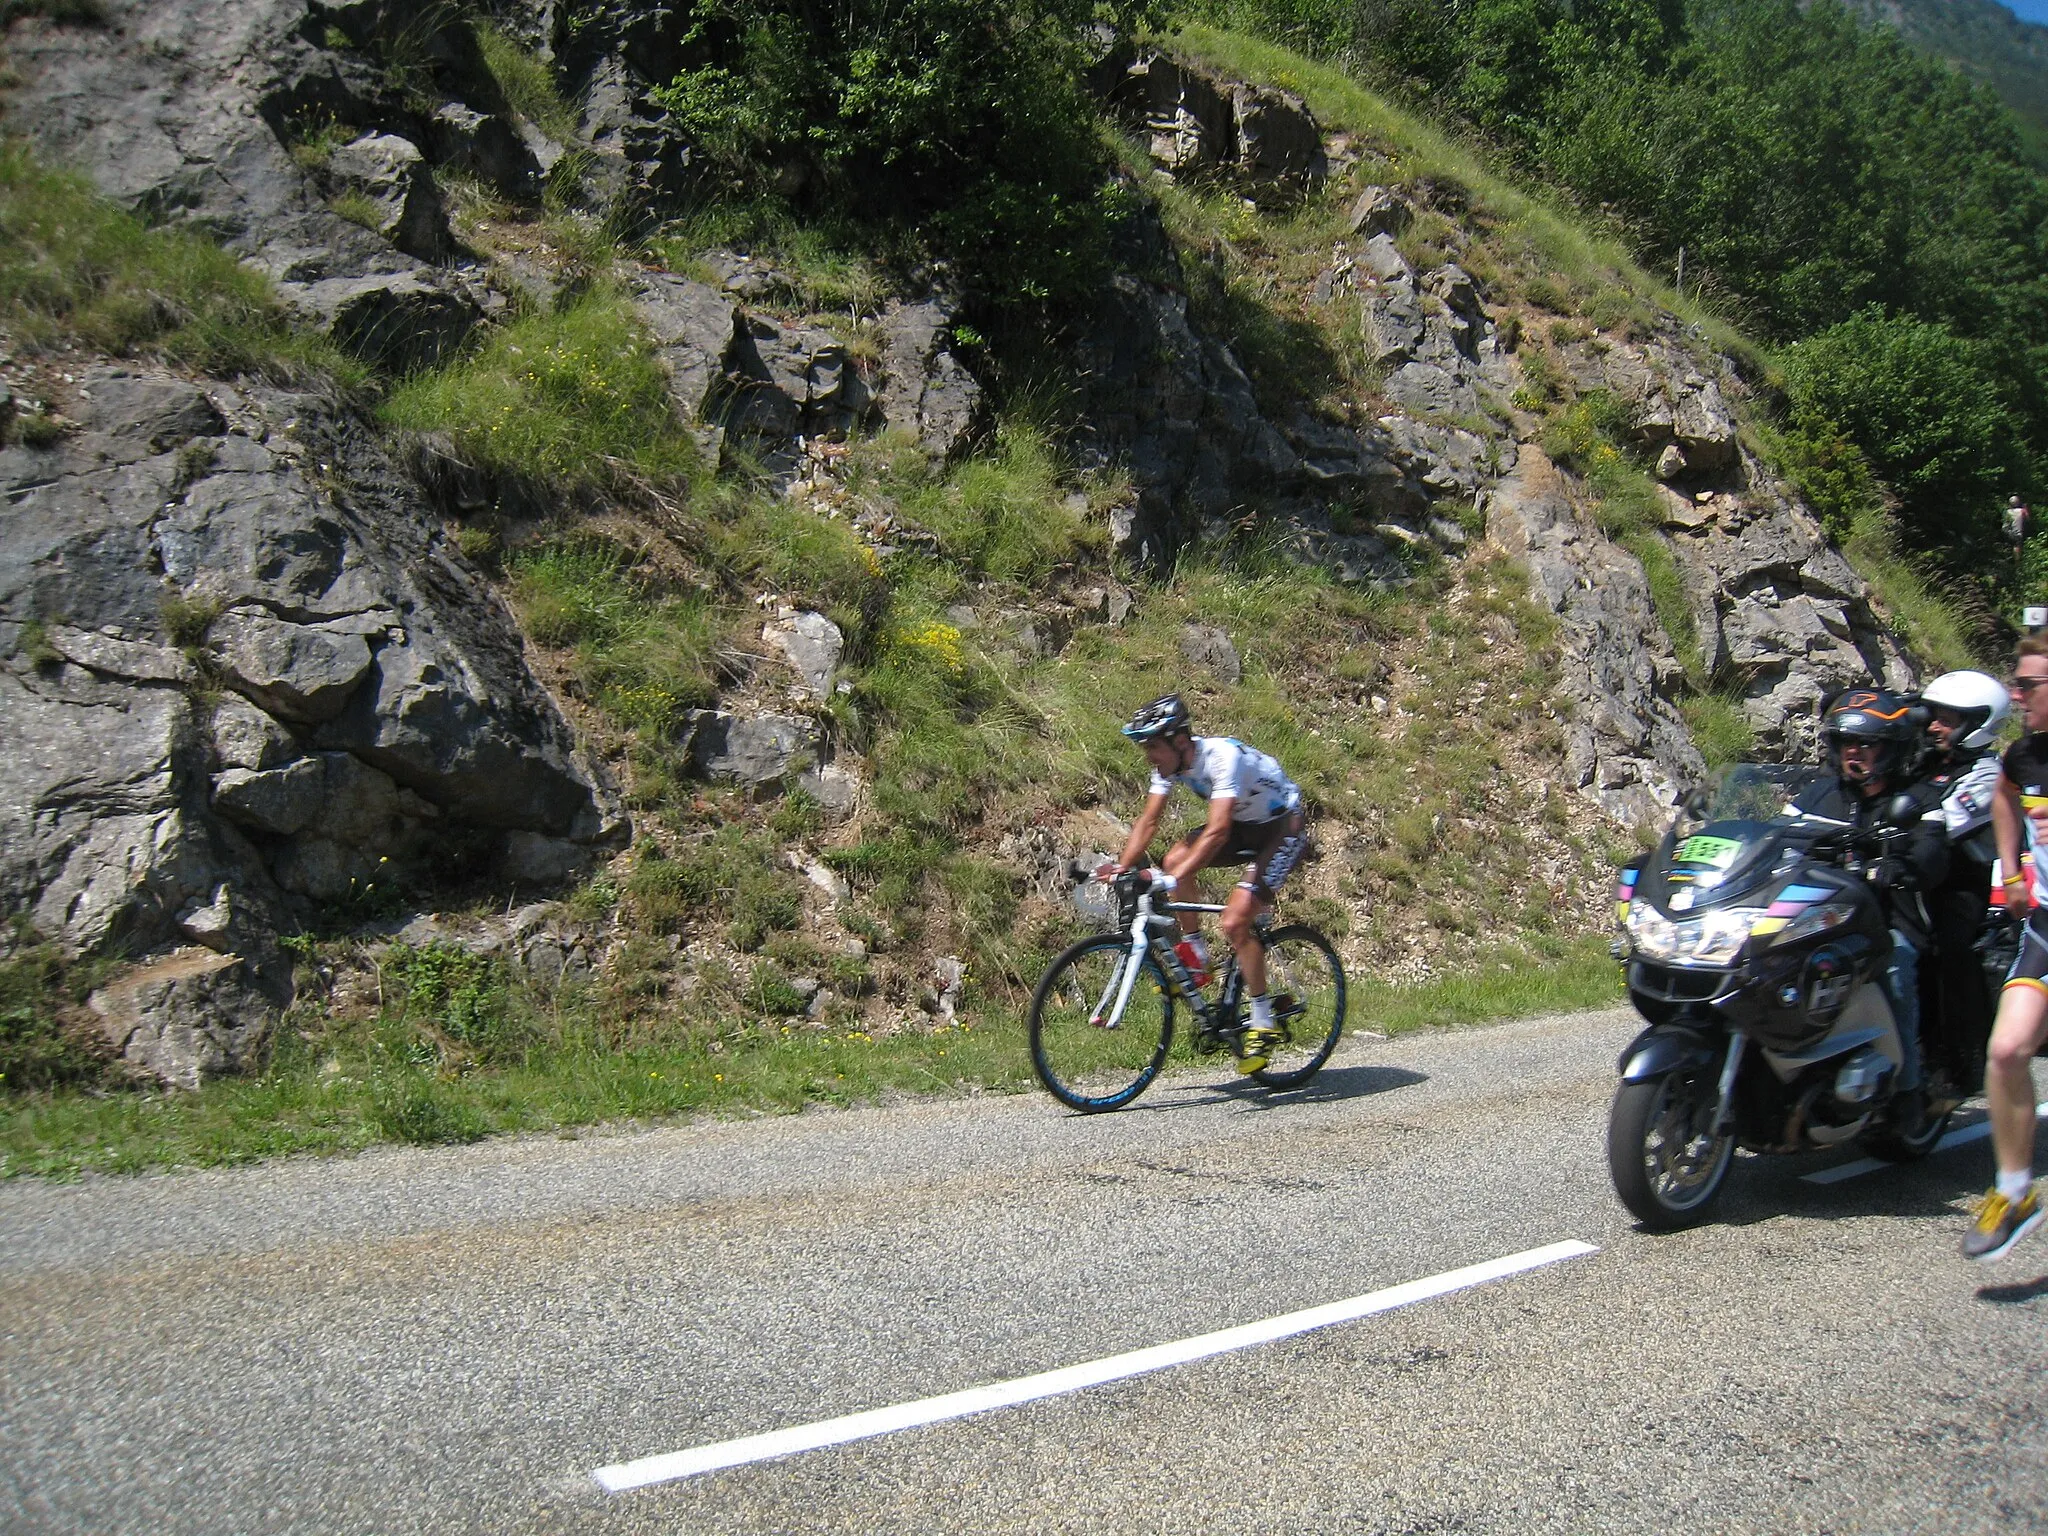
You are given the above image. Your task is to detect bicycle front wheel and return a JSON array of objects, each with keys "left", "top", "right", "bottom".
[
  {"left": 1252, "top": 925, "right": 1346, "bottom": 1089},
  {"left": 1029, "top": 935, "right": 1175, "bottom": 1112}
]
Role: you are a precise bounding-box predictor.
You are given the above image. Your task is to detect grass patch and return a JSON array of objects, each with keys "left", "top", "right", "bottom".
[
  {"left": 1349, "top": 935, "right": 1623, "bottom": 1036},
  {"left": 0, "top": 141, "right": 357, "bottom": 383},
  {"left": 379, "top": 293, "right": 700, "bottom": 494},
  {"left": 508, "top": 537, "right": 727, "bottom": 743},
  {"left": 474, "top": 22, "right": 578, "bottom": 143},
  {"left": 1681, "top": 693, "right": 1757, "bottom": 770},
  {"left": 648, "top": 202, "right": 892, "bottom": 315},
  {"left": 1840, "top": 508, "right": 1984, "bottom": 674},
  {"left": 1164, "top": 24, "right": 1752, "bottom": 362},
  {"left": 1, "top": 944, "right": 1624, "bottom": 1178},
  {"left": 893, "top": 423, "right": 1104, "bottom": 583}
]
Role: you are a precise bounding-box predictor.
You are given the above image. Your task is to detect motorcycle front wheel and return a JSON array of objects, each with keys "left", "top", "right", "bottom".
[{"left": 1607, "top": 1070, "right": 1735, "bottom": 1230}]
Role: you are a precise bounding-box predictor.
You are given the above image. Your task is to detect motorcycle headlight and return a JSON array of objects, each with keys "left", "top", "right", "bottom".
[
  {"left": 1767, "top": 901, "right": 1856, "bottom": 947},
  {"left": 1626, "top": 902, "right": 1768, "bottom": 965}
]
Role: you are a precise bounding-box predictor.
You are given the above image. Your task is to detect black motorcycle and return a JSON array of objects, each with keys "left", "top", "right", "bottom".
[{"left": 1607, "top": 763, "right": 1961, "bottom": 1229}]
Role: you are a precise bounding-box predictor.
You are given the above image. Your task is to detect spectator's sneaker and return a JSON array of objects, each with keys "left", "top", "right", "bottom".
[
  {"left": 1962, "top": 1186, "right": 2043, "bottom": 1262},
  {"left": 1236, "top": 1026, "right": 1283, "bottom": 1075}
]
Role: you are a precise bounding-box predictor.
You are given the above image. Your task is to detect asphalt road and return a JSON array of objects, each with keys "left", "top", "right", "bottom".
[{"left": 4, "top": 1006, "right": 2047, "bottom": 1535}]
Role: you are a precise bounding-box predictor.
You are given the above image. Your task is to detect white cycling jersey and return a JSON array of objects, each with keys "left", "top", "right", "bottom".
[{"left": 1148, "top": 736, "right": 1301, "bottom": 823}]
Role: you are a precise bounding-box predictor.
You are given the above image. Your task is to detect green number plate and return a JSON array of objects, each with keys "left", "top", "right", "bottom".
[{"left": 1675, "top": 835, "right": 1742, "bottom": 868}]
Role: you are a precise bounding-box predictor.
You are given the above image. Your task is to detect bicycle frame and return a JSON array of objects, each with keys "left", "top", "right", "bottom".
[{"left": 1092, "top": 885, "right": 1239, "bottom": 1036}]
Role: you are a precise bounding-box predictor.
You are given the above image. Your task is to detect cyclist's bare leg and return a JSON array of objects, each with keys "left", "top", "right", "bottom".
[
  {"left": 1988, "top": 984, "right": 2048, "bottom": 1179},
  {"left": 1219, "top": 882, "right": 1270, "bottom": 996},
  {"left": 1161, "top": 832, "right": 1208, "bottom": 939}
]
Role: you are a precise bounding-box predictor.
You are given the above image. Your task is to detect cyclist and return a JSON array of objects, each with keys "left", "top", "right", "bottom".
[
  {"left": 1790, "top": 689, "right": 1947, "bottom": 1117},
  {"left": 1107, "top": 694, "right": 1307, "bottom": 1075},
  {"left": 1917, "top": 669, "right": 2009, "bottom": 1104},
  {"left": 1963, "top": 637, "right": 2048, "bottom": 1262}
]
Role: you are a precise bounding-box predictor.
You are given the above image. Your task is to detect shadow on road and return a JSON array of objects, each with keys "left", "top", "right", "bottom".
[
  {"left": 1133, "top": 1063, "right": 1430, "bottom": 1116},
  {"left": 1976, "top": 1274, "right": 2048, "bottom": 1305}
]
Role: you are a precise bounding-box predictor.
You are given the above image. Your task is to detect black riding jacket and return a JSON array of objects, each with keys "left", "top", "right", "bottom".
[{"left": 1789, "top": 774, "right": 1949, "bottom": 941}]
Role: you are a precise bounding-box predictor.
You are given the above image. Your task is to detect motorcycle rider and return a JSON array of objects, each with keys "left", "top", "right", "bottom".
[
  {"left": 1916, "top": 670, "right": 2010, "bottom": 1104},
  {"left": 1791, "top": 689, "right": 1947, "bottom": 1114},
  {"left": 1108, "top": 694, "right": 1308, "bottom": 1076},
  {"left": 1962, "top": 637, "right": 2048, "bottom": 1262}
]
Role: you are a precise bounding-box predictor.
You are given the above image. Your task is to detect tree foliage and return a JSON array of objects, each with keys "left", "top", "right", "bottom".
[
  {"left": 1781, "top": 311, "right": 2026, "bottom": 567},
  {"left": 1190, "top": 0, "right": 2048, "bottom": 581},
  {"left": 646, "top": 0, "right": 1153, "bottom": 310}
]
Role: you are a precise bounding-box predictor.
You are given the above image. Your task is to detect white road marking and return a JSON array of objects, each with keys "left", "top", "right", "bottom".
[
  {"left": 1802, "top": 1104, "right": 2048, "bottom": 1185},
  {"left": 591, "top": 1238, "right": 1600, "bottom": 1493}
]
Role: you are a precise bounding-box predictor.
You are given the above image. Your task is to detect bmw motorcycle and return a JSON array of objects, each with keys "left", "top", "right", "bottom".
[{"left": 1608, "top": 763, "right": 1953, "bottom": 1230}]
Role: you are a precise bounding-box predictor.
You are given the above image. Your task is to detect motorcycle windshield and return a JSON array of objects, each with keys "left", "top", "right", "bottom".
[
  {"left": 1653, "top": 764, "right": 1825, "bottom": 910},
  {"left": 1671, "top": 764, "right": 1827, "bottom": 839}
]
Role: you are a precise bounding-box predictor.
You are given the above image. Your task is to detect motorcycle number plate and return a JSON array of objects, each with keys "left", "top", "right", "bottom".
[{"left": 1676, "top": 835, "right": 1742, "bottom": 868}]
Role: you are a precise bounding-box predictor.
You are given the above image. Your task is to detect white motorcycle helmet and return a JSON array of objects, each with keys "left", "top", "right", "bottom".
[{"left": 1920, "top": 669, "right": 2010, "bottom": 751}]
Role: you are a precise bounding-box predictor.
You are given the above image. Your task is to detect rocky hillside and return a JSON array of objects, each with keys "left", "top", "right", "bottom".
[{"left": 0, "top": 1, "right": 1926, "bottom": 1103}]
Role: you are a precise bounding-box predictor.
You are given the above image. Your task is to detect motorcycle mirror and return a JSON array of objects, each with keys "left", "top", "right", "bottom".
[{"left": 1884, "top": 792, "right": 1921, "bottom": 828}]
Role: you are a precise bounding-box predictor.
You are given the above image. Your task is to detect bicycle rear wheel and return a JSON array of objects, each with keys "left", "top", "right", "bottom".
[
  {"left": 1252, "top": 925, "right": 1346, "bottom": 1089},
  {"left": 1029, "top": 935, "right": 1175, "bottom": 1112}
]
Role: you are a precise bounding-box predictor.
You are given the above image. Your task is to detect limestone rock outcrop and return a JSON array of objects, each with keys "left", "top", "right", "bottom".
[
  {"left": 630, "top": 269, "right": 982, "bottom": 476},
  {"left": 2, "top": 0, "right": 497, "bottom": 371},
  {"left": 0, "top": 362, "right": 623, "bottom": 1084},
  {"left": 1096, "top": 49, "right": 1328, "bottom": 204}
]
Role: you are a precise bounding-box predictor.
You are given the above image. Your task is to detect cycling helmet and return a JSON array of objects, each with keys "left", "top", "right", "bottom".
[
  {"left": 1920, "top": 669, "right": 2009, "bottom": 752},
  {"left": 1122, "top": 694, "right": 1192, "bottom": 743},
  {"left": 1821, "top": 688, "right": 1926, "bottom": 784}
]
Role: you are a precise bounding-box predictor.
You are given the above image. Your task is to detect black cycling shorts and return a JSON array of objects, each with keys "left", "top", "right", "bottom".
[
  {"left": 1176, "top": 811, "right": 1306, "bottom": 899},
  {"left": 2007, "top": 910, "right": 2048, "bottom": 997}
]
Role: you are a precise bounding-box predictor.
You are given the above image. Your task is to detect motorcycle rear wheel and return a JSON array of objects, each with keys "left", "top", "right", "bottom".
[{"left": 1608, "top": 1071, "right": 1735, "bottom": 1230}]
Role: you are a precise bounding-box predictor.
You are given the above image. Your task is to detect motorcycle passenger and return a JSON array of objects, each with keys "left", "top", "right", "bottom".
[
  {"left": 1962, "top": 638, "right": 2048, "bottom": 1262},
  {"left": 1108, "top": 695, "right": 1307, "bottom": 1076},
  {"left": 1917, "top": 671, "right": 2010, "bottom": 1103},
  {"left": 1790, "top": 689, "right": 1947, "bottom": 1113}
]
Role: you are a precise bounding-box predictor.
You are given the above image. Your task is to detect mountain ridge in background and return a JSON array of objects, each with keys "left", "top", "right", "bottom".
[{"left": 1859, "top": 0, "right": 2048, "bottom": 163}]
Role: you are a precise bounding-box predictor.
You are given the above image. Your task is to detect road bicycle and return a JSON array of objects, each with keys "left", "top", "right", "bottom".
[{"left": 1028, "top": 869, "right": 1347, "bottom": 1112}]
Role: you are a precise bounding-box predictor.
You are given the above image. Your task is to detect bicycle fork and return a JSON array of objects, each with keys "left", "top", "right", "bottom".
[{"left": 1089, "top": 913, "right": 1155, "bottom": 1029}]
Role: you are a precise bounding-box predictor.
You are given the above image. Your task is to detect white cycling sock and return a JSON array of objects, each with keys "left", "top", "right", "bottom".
[
  {"left": 1999, "top": 1168, "right": 2033, "bottom": 1202},
  {"left": 1249, "top": 993, "right": 1274, "bottom": 1030}
]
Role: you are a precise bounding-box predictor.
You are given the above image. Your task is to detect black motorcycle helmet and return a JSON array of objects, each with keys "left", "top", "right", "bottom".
[{"left": 1820, "top": 688, "right": 1927, "bottom": 786}]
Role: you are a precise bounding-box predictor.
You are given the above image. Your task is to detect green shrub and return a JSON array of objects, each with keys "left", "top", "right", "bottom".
[
  {"left": 1780, "top": 310, "right": 2027, "bottom": 573},
  {"left": 636, "top": 0, "right": 1139, "bottom": 313},
  {"left": 379, "top": 295, "right": 700, "bottom": 493}
]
